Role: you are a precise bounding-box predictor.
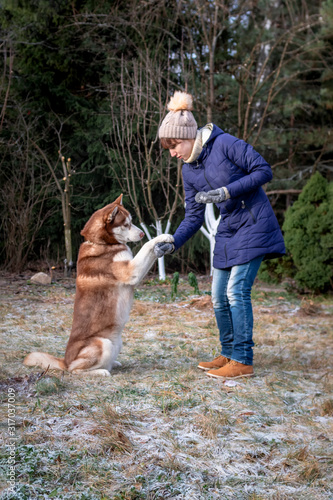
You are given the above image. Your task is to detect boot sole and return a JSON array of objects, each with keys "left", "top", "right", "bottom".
[
  {"left": 206, "top": 372, "right": 254, "bottom": 379},
  {"left": 197, "top": 365, "right": 224, "bottom": 371}
]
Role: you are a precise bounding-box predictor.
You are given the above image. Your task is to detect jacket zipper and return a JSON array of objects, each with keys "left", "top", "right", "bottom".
[
  {"left": 241, "top": 200, "right": 257, "bottom": 223},
  {"left": 203, "top": 167, "right": 214, "bottom": 190}
]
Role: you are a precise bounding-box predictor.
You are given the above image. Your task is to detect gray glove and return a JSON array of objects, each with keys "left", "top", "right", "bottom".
[
  {"left": 195, "top": 187, "right": 227, "bottom": 204},
  {"left": 154, "top": 242, "right": 175, "bottom": 258}
]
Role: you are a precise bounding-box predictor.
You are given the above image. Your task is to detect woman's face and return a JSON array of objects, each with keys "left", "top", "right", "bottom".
[{"left": 169, "top": 139, "right": 195, "bottom": 161}]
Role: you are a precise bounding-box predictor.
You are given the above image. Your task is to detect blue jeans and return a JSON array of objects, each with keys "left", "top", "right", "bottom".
[{"left": 211, "top": 256, "right": 263, "bottom": 366}]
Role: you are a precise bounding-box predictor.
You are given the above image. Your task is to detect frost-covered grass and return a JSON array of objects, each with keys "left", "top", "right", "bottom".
[{"left": 0, "top": 272, "right": 332, "bottom": 500}]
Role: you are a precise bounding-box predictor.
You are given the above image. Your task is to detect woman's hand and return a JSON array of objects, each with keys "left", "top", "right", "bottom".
[
  {"left": 154, "top": 242, "right": 175, "bottom": 258},
  {"left": 195, "top": 187, "right": 229, "bottom": 204}
]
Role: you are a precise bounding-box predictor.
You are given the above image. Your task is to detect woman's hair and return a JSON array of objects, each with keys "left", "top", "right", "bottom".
[{"left": 160, "top": 137, "right": 181, "bottom": 149}]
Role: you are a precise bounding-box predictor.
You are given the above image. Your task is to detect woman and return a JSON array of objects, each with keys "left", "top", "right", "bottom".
[{"left": 154, "top": 91, "right": 285, "bottom": 379}]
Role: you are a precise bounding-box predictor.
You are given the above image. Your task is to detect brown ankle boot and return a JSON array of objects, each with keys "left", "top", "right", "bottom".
[
  {"left": 206, "top": 360, "right": 254, "bottom": 379},
  {"left": 198, "top": 355, "right": 230, "bottom": 371}
]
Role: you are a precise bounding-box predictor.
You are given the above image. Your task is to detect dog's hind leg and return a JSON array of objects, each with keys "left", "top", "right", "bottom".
[{"left": 67, "top": 338, "right": 116, "bottom": 374}]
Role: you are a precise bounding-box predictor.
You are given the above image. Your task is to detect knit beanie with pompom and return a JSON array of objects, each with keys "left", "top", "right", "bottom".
[{"left": 158, "top": 91, "right": 198, "bottom": 139}]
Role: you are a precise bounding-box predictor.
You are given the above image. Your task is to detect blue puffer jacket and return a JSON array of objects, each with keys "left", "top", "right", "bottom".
[{"left": 173, "top": 125, "right": 285, "bottom": 269}]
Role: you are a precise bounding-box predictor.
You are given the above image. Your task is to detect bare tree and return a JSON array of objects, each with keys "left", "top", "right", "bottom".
[
  {"left": 235, "top": 4, "right": 322, "bottom": 145},
  {"left": 33, "top": 142, "right": 74, "bottom": 275},
  {"left": 108, "top": 57, "right": 183, "bottom": 280},
  {"left": 0, "top": 39, "right": 14, "bottom": 133},
  {"left": 0, "top": 109, "right": 55, "bottom": 271}
]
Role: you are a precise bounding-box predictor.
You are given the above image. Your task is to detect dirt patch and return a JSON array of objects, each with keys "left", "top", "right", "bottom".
[
  {"left": 185, "top": 294, "right": 213, "bottom": 310},
  {"left": 0, "top": 373, "right": 44, "bottom": 396}
]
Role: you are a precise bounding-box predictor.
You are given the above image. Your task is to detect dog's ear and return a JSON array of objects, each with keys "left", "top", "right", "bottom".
[
  {"left": 107, "top": 206, "right": 118, "bottom": 224},
  {"left": 114, "top": 194, "right": 123, "bottom": 205}
]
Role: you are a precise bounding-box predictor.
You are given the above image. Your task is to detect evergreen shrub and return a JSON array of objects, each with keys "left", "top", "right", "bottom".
[
  {"left": 257, "top": 256, "right": 295, "bottom": 285},
  {"left": 188, "top": 272, "right": 200, "bottom": 295},
  {"left": 282, "top": 172, "right": 333, "bottom": 292},
  {"left": 171, "top": 272, "right": 179, "bottom": 300}
]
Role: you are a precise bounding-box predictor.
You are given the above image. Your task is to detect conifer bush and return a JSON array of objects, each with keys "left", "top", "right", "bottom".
[
  {"left": 188, "top": 272, "right": 200, "bottom": 295},
  {"left": 257, "top": 256, "right": 295, "bottom": 285},
  {"left": 171, "top": 272, "right": 179, "bottom": 300},
  {"left": 282, "top": 172, "right": 333, "bottom": 292}
]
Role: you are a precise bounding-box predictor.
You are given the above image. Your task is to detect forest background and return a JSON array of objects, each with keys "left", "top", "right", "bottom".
[{"left": 0, "top": 0, "right": 332, "bottom": 290}]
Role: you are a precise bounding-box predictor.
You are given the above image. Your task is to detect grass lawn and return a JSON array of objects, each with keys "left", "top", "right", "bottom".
[{"left": 0, "top": 271, "right": 332, "bottom": 499}]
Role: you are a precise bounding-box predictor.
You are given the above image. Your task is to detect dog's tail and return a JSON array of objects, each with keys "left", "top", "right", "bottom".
[{"left": 24, "top": 352, "right": 66, "bottom": 371}]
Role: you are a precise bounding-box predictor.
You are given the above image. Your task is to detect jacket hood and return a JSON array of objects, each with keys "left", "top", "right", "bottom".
[
  {"left": 203, "top": 123, "right": 224, "bottom": 144},
  {"left": 187, "top": 124, "right": 224, "bottom": 165}
]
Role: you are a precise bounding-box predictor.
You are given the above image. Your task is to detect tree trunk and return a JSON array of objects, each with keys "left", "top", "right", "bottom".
[{"left": 200, "top": 203, "right": 220, "bottom": 275}]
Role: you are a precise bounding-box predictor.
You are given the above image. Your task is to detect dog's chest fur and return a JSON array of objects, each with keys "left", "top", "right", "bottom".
[
  {"left": 74, "top": 242, "right": 134, "bottom": 331},
  {"left": 112, "top": 245, "right": 135, "bottom": 326}
]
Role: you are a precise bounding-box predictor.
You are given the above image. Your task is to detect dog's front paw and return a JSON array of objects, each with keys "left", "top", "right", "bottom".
[{"left": 153, "top": 234, "right": 174, "bottom": 244}]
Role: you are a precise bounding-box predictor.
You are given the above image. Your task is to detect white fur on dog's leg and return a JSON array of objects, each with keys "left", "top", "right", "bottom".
[
  {"left": 152, "top": 234, "right": 174, "bottom": 244},
  {"left": 113, "top": 361, "right": 122, "bottom": 367},
  {"left": 72, "top": 369, "right": 111, "bottom": 377},
  {"left": 128, "top": 233, "right": 174, "bottom": 285}
]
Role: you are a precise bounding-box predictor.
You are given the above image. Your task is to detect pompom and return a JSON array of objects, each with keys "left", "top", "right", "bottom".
[{"left": 167, "top": 91, "right": 193, "bottom": 112}]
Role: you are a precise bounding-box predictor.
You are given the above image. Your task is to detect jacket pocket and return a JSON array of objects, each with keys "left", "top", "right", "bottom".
[{"left": 224, "top": 198, "right": 238, "bottom": 213}]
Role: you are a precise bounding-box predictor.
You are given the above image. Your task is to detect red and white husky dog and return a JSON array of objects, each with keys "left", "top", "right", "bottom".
[{"left": 24, "top": 195, "right": 173, "bottom": 376}]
